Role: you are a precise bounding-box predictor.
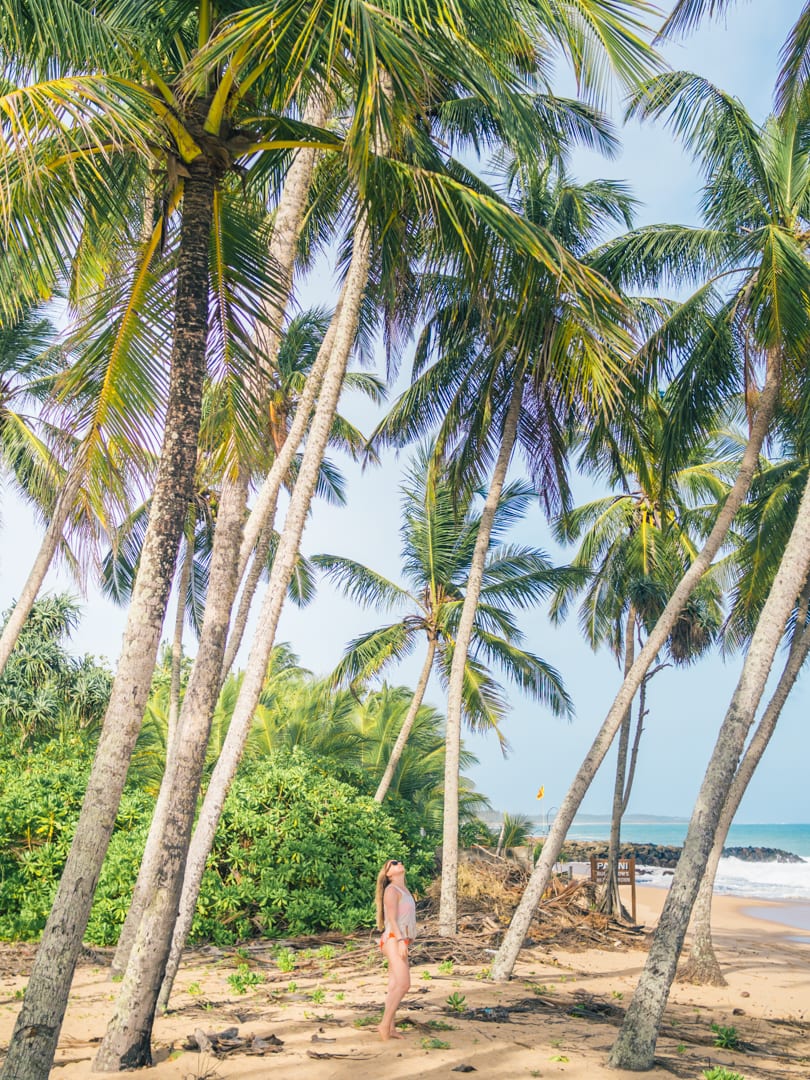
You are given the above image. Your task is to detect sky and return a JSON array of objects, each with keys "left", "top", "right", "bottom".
[{"left": 2, "top": 1, "right": 807, "bottom": 825}]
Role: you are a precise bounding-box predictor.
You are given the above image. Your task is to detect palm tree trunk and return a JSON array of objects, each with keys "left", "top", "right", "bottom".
[
  {"left": 0, "top": 459, "right": 84, "bottom": 678},
  {"left": 0, "top": 160, "right": 216, "bottom": 1080},
  {"left": 599, "top": 606, "right": 636, "bottom": 920},
  {"left": 608, "top": 466, "right": 810, "bottom": 1071},
  {"left": 108, "top": 533, "right": 191, "bottom": 980},
  {"left": 233, "top": 316, "right": 337, "bottom": 585},
  {"left": 220, "top": 515, "right": 276, "bottom": 677},
  {"left": 156, "top": 215, "right": 372, "bottom": 1013},
  {"left": 104, "top": 107, "right": 325, "bottom": 988},
  {"left": 374, "top": 637, "right": 437, "bottom": 802},
  {"left": 680, "top": 581, "right": 810, "bottom": 986},
  {"left": 489, "top": 350, "right": 781, "bottom": 981},
  {"left": 439, "top": 376, "right": 524, "bottom": 936},
  {"left": 94, "top": 471, "right": 249, "bottom": 1070},
  {"left": 169, "top": 534, "right": 192, "bottom": 731}
]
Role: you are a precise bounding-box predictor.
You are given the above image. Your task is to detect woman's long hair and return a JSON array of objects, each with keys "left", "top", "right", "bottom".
[{"left": 375, "top": 860, "right": 398, "bottom": 930}]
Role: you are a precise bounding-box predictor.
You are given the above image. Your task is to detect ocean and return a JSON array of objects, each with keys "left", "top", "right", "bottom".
[{"left": 559, "top": 822, "right": 810, "bottom": 903}]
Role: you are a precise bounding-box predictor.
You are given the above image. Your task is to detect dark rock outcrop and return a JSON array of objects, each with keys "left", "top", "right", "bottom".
[{"left": 551, "top": 840, "right": 803, "bottom": 869}]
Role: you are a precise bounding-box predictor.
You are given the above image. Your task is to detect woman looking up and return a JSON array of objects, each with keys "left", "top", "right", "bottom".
[{"left": 375, "top": 858, "right": 416, "bottom": 1039}]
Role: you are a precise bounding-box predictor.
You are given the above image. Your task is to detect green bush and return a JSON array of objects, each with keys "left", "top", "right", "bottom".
[{"left": 0, "top": 747, "right": 432, "bottom": 945}]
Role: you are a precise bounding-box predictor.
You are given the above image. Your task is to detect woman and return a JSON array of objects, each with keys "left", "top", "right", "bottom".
[{"left": 375, "top": 858, "right": 416, "bottom": 1040}]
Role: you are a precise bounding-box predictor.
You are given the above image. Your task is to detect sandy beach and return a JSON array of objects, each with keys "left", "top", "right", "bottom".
[{"left": 1, "top": 884, "right": 808, "bottom": 1079}]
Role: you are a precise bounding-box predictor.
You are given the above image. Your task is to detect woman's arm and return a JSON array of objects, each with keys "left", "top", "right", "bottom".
[{"left": 383, "top": 886, "right": 403, "bottom": 940}]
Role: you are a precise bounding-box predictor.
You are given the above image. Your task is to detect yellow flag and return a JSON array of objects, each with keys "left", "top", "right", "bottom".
[{"left": 536, "top": 786, "right": 545, "bottom": 800}]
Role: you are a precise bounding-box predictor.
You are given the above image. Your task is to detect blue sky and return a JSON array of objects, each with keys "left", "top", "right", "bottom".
[{"left": 2, "top": 2, "right": 807, "bottom": 824}]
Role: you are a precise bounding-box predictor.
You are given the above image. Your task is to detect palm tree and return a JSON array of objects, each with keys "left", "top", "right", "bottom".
[
  {"left": 351, "top": 684, "right": 490, "bottom": 833},
  {"left": 550, "top": 388, "right": 729, "bottom": 916},
  {"left": 316, "top": 445, "right": 575, "bottom": 803},
  {"left": 492, "top": 80, "right": 810, "bottom": 982},
  {"left": 151, "top": 0, "right": 662, "bottom": 1017},
  {"left": 376, "top": 160, "right": 641, "bottom": 934},
  {"left": 681, "top": 419, "right": 810, "bottom": 984},
  {"left": 99, "top": 0, "right": 635, "bottom": 1052},
  {"left": 0, "top": 5, "right": 355, "bottom": 1074},
  {"left": 609, "top": 459, "right": 810, "bottom": 1070}
]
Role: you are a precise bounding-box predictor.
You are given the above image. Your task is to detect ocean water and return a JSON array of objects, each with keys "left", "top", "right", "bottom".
[{"left": 558, "top": 822, "right": 810, "bottom": 903}]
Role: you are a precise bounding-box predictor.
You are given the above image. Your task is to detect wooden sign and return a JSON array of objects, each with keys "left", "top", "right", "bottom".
[{"left": 589, "top": 856, "right": 637, "bottom": 922}]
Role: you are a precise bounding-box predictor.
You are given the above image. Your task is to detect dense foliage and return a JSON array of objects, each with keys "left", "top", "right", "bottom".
[{"left": 0, "top": 744, "right": 433, "bottom": 944}]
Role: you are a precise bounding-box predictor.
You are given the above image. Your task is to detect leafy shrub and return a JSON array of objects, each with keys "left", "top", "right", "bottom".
[
  {"left": 0, "top": 746, "right": 431, "bottom": 945},
  {"left": 189, "top": 751, "right": 431, "bottom": 942}
]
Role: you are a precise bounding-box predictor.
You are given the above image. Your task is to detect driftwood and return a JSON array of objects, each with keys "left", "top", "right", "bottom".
[{"left": 183, "top": 1026, "right": 283, "bottom": 1057}]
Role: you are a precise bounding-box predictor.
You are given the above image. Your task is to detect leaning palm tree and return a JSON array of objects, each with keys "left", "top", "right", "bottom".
[
  {"left": 152, "top": 0, "right": 662, "bottom": 1018},
  {"left": 551, "top": 387, "right": 730, "bottom": 916},
  {"left": 681, "top": 418, "right": 810, "bottom": 985},
  {"left": 609, "top": 444, "right": 810, "bottom": 1071},
  {"left": 492, "top": 79, "right": 810, "bottom": 983},
  {"left": 108, "top": 0, "right": 636, "bottom": 1043},
  {"left": 0, "top": 6, "right": 353, "bottom": 1074},
  {"left": 316, "top": 445, "right": 576, "bottom": 802}
]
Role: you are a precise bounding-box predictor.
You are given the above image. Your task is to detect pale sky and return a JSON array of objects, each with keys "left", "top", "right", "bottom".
[{"left": 2, "top": 1, "right": 806, "bottom": 824}]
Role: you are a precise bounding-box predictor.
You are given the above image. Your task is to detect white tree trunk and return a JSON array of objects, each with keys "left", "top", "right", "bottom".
[
  {"left": 0, "top": 160, "right": 217, "bottom": 1080},
  {"left": 220, "top": 515, "right": 276, "bottom": 677},
  {"left": 0, "top": 461, "right": 84, "bottom": 677},
  {"left": 599, "top": 606, "right": 636, "bottom": 919},
  {"left": 608, "top": 467, "right": 810, "bottom": 1071},
  {"left": 374, "top": 638, "right": 437, "bottom": 802},
  {"left": 108, "top": 531, "right": 189, "bottom": 980},
  {"left": 438, "top": 377, "right": 524, "bottom": 935},
  {"left": 156, "top": 217, "right": 372, "bottom": 1012},
  {"left": 94, "top": 472, "right": 249, "bottom": 1070},
  {"left": 680, "top": 583, "right": 810, "bottom": 986},
  {"left": 489, "top": 353, "right": 781, "bottom": 980}
]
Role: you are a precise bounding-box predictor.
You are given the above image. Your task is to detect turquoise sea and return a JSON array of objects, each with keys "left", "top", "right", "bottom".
[
  {"left": 556, "top": 822, "right": 810, "bottom": 904},
  {"left": 563, "top": 822, "right": 810, "bottom": 858}
]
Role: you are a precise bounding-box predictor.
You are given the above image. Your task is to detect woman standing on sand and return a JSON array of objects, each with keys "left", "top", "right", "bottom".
[{"left": 375, "top": 858, "right": 417, "bottom": 1039}]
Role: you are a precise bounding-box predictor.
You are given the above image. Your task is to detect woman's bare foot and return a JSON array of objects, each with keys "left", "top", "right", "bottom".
[{"left": 377, "top": 1023, "right": 405, "bottom": 1040}]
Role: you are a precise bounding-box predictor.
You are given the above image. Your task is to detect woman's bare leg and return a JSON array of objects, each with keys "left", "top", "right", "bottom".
[{"left": 378, "top": 940, "right": 410, "bottom": 1039}]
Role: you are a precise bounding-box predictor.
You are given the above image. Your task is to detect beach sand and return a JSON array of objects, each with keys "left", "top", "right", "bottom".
[{"left": 1, "top": 886, "right": 808, "bottom": 1079}]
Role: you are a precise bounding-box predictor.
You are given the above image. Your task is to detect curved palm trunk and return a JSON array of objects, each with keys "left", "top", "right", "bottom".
[
  {"left": 599, "top": 606, "right": 636, "bottom": 920},
  {"left": 608, "top": 467, "right": 810, "bottom": 1071},
  {"left": 374, "top": 637, "right": 437, "bottom": 802},
  {"left": 0, "top": 160, "right": 216, "bottom": 1080},
  {"left": 105, "top": 109, "right": 325, "bottom": 986},
  {"left": 680, "top": 586, "right": 810, "bottom": 986},
  {"left": 156, "top": 216, "right": 372, "bottom": 1013},
  {"left": 489, "top": 352, "right": 781, "bottom": 981},
  {"left": 439, "top": 377, "right": 524, "bottom": 936},
  {"left": 0, "top": 460, "right": 84, "bottom": 677},
  {"left": 94, "top": 471, "right": 249, "bottom": 1071},
  {"left": 108, "top": 534, "right": 192, "bottom": 980},
  {"left": 220, "top": 515, "right": 276, "bottom": 677}
]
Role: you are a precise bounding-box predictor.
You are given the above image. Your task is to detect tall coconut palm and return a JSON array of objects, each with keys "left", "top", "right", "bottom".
[
  {"left": 376, "top": 160, "right": 640, "bottom": 934},
  {"left": 550, "top": 387, "right": 729, "bottom": 915},
  {"left": 151, "top": 0, "right": 662, "bottom": 1016},
  {"left": 99, "top": 0, "right": 621, "bottom": 1049},
  {"left": 491, "top": 80, "right": 810, "bottom": 982},
  {"left": 608, "top": 460, "right": 810, "bottom": 1071},
  {"left": 316, "top": 446, "right": 576, "bottom": 803},
  {"left": 681, "top": 417, "right": 810, "bottom": 984},
  {"left": 0, "top": 4, "right": 356, "bottom": 1074}
]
